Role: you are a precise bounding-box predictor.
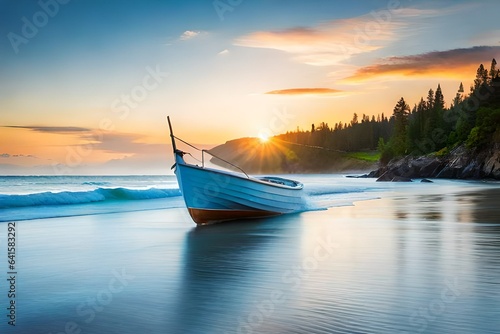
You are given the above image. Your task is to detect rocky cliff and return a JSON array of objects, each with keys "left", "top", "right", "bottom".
[{"left": 370, "top": 142, "right": 500, "bottom": 181}]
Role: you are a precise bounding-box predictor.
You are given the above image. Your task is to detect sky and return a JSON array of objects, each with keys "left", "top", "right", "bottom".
[{"left": 0, "top": 0, "right": 499, "bottom": 175}]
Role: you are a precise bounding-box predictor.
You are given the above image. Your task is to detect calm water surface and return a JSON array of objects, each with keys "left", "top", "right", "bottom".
[{"left": 0, "top": 177, "right": 499, "bottom": 333}]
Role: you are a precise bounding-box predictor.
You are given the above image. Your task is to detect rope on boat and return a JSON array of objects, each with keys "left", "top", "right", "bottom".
[
  {"left": 274, "top": 138, "right": 347, "bottom": 153},
  {"left": 172, "top": 135, "right": 250, "bottom": 178},
  {"left": 186, "top": 152, "right": 203, "bottom": 164}
]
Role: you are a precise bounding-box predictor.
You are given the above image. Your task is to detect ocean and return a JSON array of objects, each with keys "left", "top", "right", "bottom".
[{"left": 0, "top": 175, "right": 499, "bottom": 333}]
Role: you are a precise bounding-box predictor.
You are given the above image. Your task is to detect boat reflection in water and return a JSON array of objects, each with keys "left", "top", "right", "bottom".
[{"left": 167, "top": 215, "right": 304, "bottom": 333}]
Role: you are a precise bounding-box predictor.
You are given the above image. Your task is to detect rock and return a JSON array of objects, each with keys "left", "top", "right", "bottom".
[
  {"left": 391, "top": 176, "right": 413, "bottom": 182},
  {"left": 482, "top": 142, "right": 500, "bottom": 179},
  {"left": 437, "top": 168, "right": 456, "bottom": 179},
  {"left": 376, "top": 171, "right": 412, "bottom": 182},
  {"left": 367, "top": 169, "right": 381, "bottom": 178},
  {"left": 461, "top": 160, "right": 481, "bottom": 179},
  {"left": 437, "top": 145, "right": 476, "bottom": 179},
  {"left": 346, "top": 174, "right": 369, "bottom": 178},
  {"left": 376, "top": 171, "right": 394, "bottom": 182},
  {"left": 371, "top": 142, "right": 500, "bottom": 181},
  {"left": 421, "top": 178, "right": 433, "bottom": 183},
  {"left": 419, "top": 159, "right": 444, "bottom": 177}
]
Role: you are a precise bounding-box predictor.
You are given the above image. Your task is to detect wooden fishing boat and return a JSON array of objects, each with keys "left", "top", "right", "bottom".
[{"left": 167, "top": 116, "right": 304, "bottom": 225}]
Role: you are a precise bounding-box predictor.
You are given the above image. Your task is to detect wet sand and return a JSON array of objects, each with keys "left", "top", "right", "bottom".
[{"left": 0, "top": 183, "right": 499, "bottom": 333}]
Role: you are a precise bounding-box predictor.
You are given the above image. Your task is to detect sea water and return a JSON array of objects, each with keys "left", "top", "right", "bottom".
[
  {"left": 0, "top": 175, "right": 499, "bottom": 333},
  {"left": 0, "top": 175, "right": 182, "bottom": 222},
  {"left": 0, "top": 174, "right": 385, "bottom": 222}
]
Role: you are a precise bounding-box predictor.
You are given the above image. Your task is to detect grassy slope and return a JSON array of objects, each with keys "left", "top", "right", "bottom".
[{"left": 344, "top": 151, "right": 381, "bottom": 162}]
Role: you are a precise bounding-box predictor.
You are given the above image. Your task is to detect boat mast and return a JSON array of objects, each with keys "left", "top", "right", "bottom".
[{"left": 167, "top": 116, "right": 177, "bottom": 152}]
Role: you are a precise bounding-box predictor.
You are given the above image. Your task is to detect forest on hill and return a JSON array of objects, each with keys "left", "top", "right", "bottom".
[
  {"left": 278, "top": 58, "right": 500, "bottom": 163},
  {"left": 379, "top": 59, "right": 500, "bottom": 163},
  {"left": 210, "top": 59, "right": 500, "bottom": 174}
]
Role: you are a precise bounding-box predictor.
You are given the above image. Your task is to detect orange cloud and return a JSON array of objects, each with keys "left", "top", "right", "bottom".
[
  {"left": 235, "top": 8, "right": 438, "bottom": 66},
  {"left": 4, "top": 125, "right": 90, "bottom": 133},
  {"left": 265, "top": 88, "right": 343, "bottom": 96},
  {"left": 343, "top": 46, "right": 500, "bottom": 82}
]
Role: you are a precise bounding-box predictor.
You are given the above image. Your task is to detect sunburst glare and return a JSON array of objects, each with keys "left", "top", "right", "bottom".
[{"left": 258, "top": 133, "right": 270, "bottom": 143}]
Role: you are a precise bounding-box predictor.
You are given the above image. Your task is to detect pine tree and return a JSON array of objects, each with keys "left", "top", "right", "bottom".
[
  {"left": 351, "top": 113, "right": 358, "bottom": 126},
  {"left": 392, "top": 97, "right": 410, "bottom": 155},
  {"left": 490, "top": 58, "right": 498, "bottom": 80},
  {"left": 474, "top": 64, "right": 488, "bottom": 89},
  {"left": 452, "top": 82, "right": 464, "bottom": 108},
  {"left": 482, "top": 64, "right": 489, "bottom": 83},
  {"left": 393, "top": 98, "right": 410, "bottom": 122},
  {"left": 417, "top": 98, "right": 426, "bottom": 139},
  {"left": 434, "top": 84, "right": 445, "bottom": 111},
  {"left": 426, "top": 89, "right": 434, "bottom": 110}
]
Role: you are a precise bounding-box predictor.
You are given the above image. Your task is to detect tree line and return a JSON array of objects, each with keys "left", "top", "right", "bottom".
[
  {"left": 381, "top": 58, "right": 500, "bottom": 162},
  {"left": 276, "top": 59, "right": 500, "bottom": 163},
  {"left": 277, "top": 112, "right": 394, "bottom": 152}
]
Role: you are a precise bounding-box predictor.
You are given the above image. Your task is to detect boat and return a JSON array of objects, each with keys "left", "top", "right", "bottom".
[{"left": 167, "top": 116, "right": 305, "bottom": 225}]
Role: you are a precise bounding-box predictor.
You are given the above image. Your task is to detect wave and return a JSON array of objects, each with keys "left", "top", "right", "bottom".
[
  {"left": 82, "top": 181, "right": 111, "bottom": 186},
  {"left": 305, "top": 188, "right": 369, "bottom": 196},
  {"left": 0, "top": 187, "right": 181, "bottom": 209}
]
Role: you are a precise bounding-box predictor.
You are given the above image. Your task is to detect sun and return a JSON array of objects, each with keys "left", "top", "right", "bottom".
[{"left": 258, "top": 133, "right": 270, "bottom": 143}]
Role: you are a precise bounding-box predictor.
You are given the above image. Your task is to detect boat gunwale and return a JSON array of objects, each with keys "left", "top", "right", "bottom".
[{"left": 176, "top": 158, "right": 304, "bottom": 191}]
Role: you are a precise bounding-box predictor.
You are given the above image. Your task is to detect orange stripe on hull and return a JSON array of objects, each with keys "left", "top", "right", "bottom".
[{"left": 188, "top": 208, "right": 281, "bottom": 225}]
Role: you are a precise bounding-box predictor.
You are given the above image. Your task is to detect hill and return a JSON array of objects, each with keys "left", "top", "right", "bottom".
[{"left": 208, "top": 137, "right": 378, "bottom": 174}]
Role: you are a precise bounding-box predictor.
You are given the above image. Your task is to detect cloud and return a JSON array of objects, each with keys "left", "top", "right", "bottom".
[
  {"left": 4, "top": 125, "right": 163, "bottom": 156},
  {"left": 342, "top": 46, "right": 500, "bottom": 82},
  {"left": 0, "top": 153, "right": 37, "bottom": 159},
  {"left": 179, "top": 30, "right": 202, "bottom": 41},
  {"left": 234, "top": 8, "right": 438, "bottom": 66},
  {"left": 78, "top": 132, "right": 165, "bottom": 155},
  {"left": 265, "top": 88, "right": 343, "bottom": 96},
  {"left": 218, "top": 49, "right": 229, "bottom": 56},
  {"left": 4, "top": 125, "right": 91, "bottom": 133}
]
